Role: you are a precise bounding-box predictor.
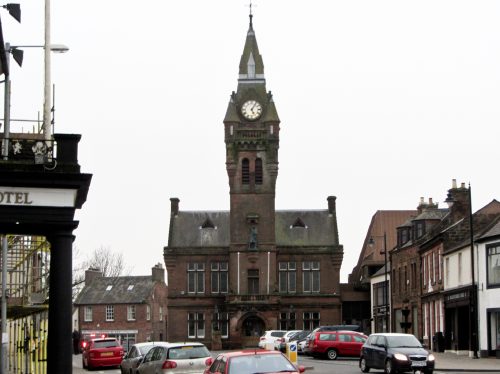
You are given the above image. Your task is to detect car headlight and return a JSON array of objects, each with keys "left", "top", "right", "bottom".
[
  {"left": 428, "top": 354, "right": 435, "bottom": 361},
  {"left": 394, "top": 353, "right": 408, "bottom": 361}
]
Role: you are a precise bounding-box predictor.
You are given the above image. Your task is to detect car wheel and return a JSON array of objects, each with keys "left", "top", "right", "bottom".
[
  {"left": 360, "top": 357, "right": 370, "bottom": 372},
  {"left": 423, "top": 371, "right": 433, "bottom": 374},
  {"left": 384, "top": 359, "right": 395, "bottom": 374},
  {"left": 327, "top": 349, "right": 338, "bottom": 360}
]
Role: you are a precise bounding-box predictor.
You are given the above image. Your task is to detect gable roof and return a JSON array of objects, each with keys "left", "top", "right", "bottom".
[{"left": 74, "top": 276, "right": 155, "bottom": 305}]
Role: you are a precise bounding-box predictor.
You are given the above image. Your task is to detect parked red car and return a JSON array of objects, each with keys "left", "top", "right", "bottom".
[
  {"left": 82, "top": 337, "right": 124, "bottom": 370},
  {"left": 307, "top": 330, "right": 367, "bottom": 360},
  {"left": 204, "top": 349, "right": 305, "bottom": 374}
]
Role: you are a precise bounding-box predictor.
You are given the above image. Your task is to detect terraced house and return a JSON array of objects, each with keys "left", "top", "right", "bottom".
[
  {"left": 74, "top": 264, "right": 168, "bottom": 352},
  {"left": 164, "top": 15, "right": 344, "bottom": 349}
]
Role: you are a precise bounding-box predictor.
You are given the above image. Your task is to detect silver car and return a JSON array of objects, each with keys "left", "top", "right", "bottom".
[
  {"left": 137, "top": 342, "right": 212, "bottom": 374},
  {"left": 121, "top": 342, "right": 169, "bottom": 374}
]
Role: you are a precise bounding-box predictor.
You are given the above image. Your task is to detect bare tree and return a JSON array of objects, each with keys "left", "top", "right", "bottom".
[
  {"left": 72, "top": 246, "right": 129, "bottom": 299},
  {"left": 82, "top": 246, "right": 126, "bottom": 278}
]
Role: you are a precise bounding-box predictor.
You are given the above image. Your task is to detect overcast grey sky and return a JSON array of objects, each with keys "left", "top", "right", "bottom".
[{"left": 3, "top": 1, "right": 500, "bottom": 282}]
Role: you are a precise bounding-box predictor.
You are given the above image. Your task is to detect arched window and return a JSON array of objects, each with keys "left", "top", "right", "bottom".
[
  {"left": 255, "top": 158, "right": 263, "bottom": 185},
  {"left": 242, "top": 158, "right": 250, "bottom": 185}
]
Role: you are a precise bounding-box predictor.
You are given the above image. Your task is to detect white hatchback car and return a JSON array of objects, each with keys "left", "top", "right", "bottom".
[
  {"left": 273, "top": 330, "right": 302, "bottom": 350},
  {"left": 258, "top": 330, "right": 287, "bottom": 349},
  {"left": 137, "top": 342, "right": 213, "bottom": 374}
]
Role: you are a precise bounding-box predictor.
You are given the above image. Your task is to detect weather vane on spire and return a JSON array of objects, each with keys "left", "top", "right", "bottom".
[{"left": 247, "top": 0, "right": 257, "bottom": 27}]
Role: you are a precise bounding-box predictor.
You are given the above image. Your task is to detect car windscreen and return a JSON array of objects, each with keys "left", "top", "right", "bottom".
[
  {"left": 386, "top": 335, "right": 422, "bottom": 348},
  {"left": 229, "top": 354, "right": 296, "bottom": 374},
  {"left": 93, "top": 340, "right": 118, "bottom": 348},
  {"left": 138, "top": 344, "right": 155, "bottom": 355},
  {"left": 167, "top": 345, "right": 210, "bottom": 359}
]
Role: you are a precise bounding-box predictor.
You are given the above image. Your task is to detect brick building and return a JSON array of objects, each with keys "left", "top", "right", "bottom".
[
  {"left": 164, "top": 15, "right": 344, "bottom": 349},
  {"left": 74, "top": 264, "right": 168, "bottom": 351}
]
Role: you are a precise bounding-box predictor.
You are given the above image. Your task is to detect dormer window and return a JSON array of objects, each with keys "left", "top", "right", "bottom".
[
  {"left": 399, "top": 228, "right": 409, "bottom": 246},
  {"left": 291, "top": 218, "right": 307, "bottom": 229},
  {"left": 201, "top": 218, "right": 215, "bottom": 229},
  {"left": 414, "top": 221, "right": 425, "bottom": 239}
]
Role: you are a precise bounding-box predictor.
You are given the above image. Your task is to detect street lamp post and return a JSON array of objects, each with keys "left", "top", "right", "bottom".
[
  {"left": 369, "top": 232, "right": 389, "bottom": 332},
  {"left": 2, "top": 43, "right": 68, "bottom": 159}
]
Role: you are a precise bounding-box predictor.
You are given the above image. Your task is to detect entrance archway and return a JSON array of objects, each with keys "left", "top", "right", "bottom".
[{"left": 241, "top": 315, "right": 265, "bottom": 347}]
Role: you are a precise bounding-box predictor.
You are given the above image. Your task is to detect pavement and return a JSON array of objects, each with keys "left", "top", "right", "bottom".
[{"left": 432, "top": 352, "right": 500, "bottom": 372}]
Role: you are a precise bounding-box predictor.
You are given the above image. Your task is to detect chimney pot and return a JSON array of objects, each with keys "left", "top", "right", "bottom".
[{"left": 452, "top": 179, "right": 457, "bottom": 188}]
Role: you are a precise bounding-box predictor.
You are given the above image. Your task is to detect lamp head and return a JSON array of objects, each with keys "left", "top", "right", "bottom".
[
  {"left": 49, "top": 44, "right": 69, "bottom": 53},
  {"left": 3, "top": 3, "right": 21, "bottom": 23},
  {"left": 368, "top": 237, "right": 375, "bottom": 248}
]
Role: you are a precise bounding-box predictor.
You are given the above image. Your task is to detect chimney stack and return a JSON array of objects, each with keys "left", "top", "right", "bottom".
[
  {"left": 85, "top": 268, "right": 103, "bottom": 285},
  {"left": 327, "top": 196, "right": 337, "bottom": 215},
  {"left": 170, "top": 197, "right": 180, "bottom": 216},
  {"left": 152, "top": 263, "right": 165, "bottom": 283}
]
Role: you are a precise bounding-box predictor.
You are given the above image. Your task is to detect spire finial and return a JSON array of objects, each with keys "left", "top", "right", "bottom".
[{"left": 247, "top": 0, "right": 255, "bottom": 29}]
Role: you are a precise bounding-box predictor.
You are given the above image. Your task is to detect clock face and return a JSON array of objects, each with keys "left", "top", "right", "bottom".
[{"left": 241, "top": 100, "right": 263, "bottom": 120}]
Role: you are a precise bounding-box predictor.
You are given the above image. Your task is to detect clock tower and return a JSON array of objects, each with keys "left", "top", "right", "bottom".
[{"left": 224, "top": 14, "right": 280, "bottom": 294}]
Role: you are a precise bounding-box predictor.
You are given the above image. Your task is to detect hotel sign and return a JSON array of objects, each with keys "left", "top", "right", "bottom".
[{"left": 0, "top": 186, "right": 77, "bottom": 208}]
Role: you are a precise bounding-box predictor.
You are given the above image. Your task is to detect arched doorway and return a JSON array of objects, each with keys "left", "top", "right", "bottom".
[{"left": 241, "top": 315, "right": 265, "bottom": 347}]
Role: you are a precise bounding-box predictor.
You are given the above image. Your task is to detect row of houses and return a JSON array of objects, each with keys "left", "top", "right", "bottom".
[{"left": 353, "top": 179, "right": 500, "bottom": 357}]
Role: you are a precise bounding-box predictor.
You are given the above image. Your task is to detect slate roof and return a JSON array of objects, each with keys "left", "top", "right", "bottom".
[
  {"left": 168, "top": 209, "right": 339, "bottom": 248},
  {"left": 478, "top": 217, "right": 500, "bottom": 240},
  {"left": 74, "top": 276, "right": 154, "bottom": 305},
  {"left": 413, "top": 209, "right": 448, "bottom": 221}
]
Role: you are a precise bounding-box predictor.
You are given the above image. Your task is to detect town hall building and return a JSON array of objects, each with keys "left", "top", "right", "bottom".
[{"left": 164, "top": 14, "right": 344, "bottom": 349}]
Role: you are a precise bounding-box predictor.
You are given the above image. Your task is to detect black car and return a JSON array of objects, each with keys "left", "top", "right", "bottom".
[{"left": 359, "top": 333, "right": 435, "bottom": 374}]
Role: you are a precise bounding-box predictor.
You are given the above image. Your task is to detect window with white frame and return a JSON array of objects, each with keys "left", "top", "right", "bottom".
[
  {"left": 84, "top": 306, "right": 92, "bottom": 322},
  {"left": 302, "top": 261, "right": 320, "bottom": 293},
  {"left": 303, "top": 311, "right": 320, "bottom": 330},
  {"left": 127, "top": 305, "right": 136, "bottom": 321},
  {"left": 105, "top": 305, "right": 114, "bottom": 321},
  {"left": 211, "top": 262, "right": 228, "bottom": 293},
  {"left": 188, "top": 263, "right": 205, "bottom": 294},
  {"left": 146, "top": 305, "right": 151, "bottom": 321},
  {"left": 213, "top": 312, "right": 229, "bottom": 338},
  {"left": 159, "top": 307, "right": 163, "bottom": 321},
  {"left": 487, "top": 243, "right": 500, "bottom": 287},
  {"left": 279, "top": 262, "right": 296, "bottom": 293},
  {"left": 188, "top": 312, "right": 205, "bottom": 338}
]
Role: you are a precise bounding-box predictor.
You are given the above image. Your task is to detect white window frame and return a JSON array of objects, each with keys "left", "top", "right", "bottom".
[
  {"left": 211, "top": 262, "right": 228, "bottom": 294},
  {"left": 105, "top": 305, "right": 114, "bottom": 321},
  {"left": 127, "top": 305, "right": 136, "bottom": 321},
  {"left": 188, "top": 312, "right": 205, "bottom": 338},
  {"left": 84, "top": 306, "right": 92, "bottom": 322},
  {"left": 187, "top": 263, "right": 205, "bottom": 294},
  {"left": 302, "top": 261, "right": 320, "bottom": 293},
  {"left": 159, "top": 306, "right": 163, "bottom": 321},
  {"left": 279, "top": 262, "right": 296, "bottom": 293},
  {"left": 146, "top": 305, "right": 151, "bottom": 321}
]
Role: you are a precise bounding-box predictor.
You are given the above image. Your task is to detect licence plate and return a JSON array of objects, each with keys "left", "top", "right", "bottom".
[
  {"left": 412, "top": 361, "right": 426, "bottom": 367},
  {"left": 101, "top": 352, "right": 113, "bottom": 357}
]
